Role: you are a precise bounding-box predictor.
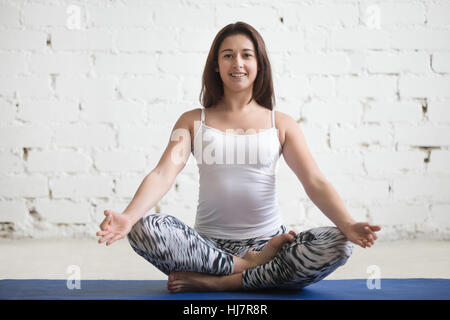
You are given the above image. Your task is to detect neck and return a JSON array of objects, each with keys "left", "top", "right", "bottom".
[{"left": 219, "top": 90, "right": 255, "bottom": 112}]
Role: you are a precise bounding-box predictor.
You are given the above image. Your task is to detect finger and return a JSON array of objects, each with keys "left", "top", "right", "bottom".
[
  {"left": 97, "top": 231, "right": 109, "bottom": 242},
  {"left": 371, "top": 230, "right": 379, "bottom": 241},
  {"left": 96, "top": 230, "right": 109, "bottom": 236},
  {"left": 367, "top": 227, "right": 378, "bottom": 240},
  {"left": 356, "top": 239, "right": 365, "bottom": 248},
  {"left": 364, "top": 226, "right": 377, "bottom": 241},
  {"left": 98, "top": 235, "right": 109, "bottom": 244},
  {"left": 365, "top": 240, "right": 372, "bottom": 248},
  {"left": 100, "top": 211, "right": 113, "bottom": 230},
  {"left": 369, "top": 225, "right": 382, "bottom": 233},
  {"left": 361, "top": 239, "right": 368, "bottom": 248},
  {"left": 99, "top": 216, "right": 110, "bottom": 231},
  {"left": 364, "top": 225, "right": 372, "bottom": 233},
  {"left": 106, "top": 234, "right": 123, "bottom": 246},
  {"left": 99, "top": 233, "right": 114, "bottom": 244}
]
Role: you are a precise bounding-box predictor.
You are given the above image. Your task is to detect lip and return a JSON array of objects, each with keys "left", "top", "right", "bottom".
[{"left": 229, "top": 73, "right": 247, "bottom": 78}]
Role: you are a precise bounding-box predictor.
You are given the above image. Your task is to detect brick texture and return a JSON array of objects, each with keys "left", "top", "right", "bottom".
[{"left": 0, "top": 0, "right": 449, "bottom": 240}]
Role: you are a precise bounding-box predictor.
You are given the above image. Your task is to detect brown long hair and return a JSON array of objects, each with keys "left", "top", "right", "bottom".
[{"left": 199, "top": 22, "right": 275, "bottom": 111}]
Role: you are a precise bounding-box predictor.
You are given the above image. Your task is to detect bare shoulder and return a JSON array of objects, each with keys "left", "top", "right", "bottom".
[
  {"left": 274, "top": 110, "right": 299, "bottom": 147},
  {"left": 183, "top": 107, "right": 202, "bottom": 120},
  {"left": 174, "top": 107, "right": 201, "bottom": 126},
  {"left": 174, "top": 108, "right": 202, "bottom": 145}
]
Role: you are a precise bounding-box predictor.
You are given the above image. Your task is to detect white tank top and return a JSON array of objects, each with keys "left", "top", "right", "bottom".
[{"left": 192, "top": 107, "right": 284, "bottom": 239}]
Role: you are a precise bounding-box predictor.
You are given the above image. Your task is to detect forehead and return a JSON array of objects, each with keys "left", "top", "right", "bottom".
[{"left": 218, "top": 34, "right": 255, "bottom": 52}]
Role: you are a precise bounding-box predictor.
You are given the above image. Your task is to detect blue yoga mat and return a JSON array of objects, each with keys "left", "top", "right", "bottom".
[{"left": 0, "top": 278, "right": 449, "bottom": 300}]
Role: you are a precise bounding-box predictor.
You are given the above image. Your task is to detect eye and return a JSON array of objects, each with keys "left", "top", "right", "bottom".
[{"left": 223, "top": 54, "right": 253, "bottom": 58}]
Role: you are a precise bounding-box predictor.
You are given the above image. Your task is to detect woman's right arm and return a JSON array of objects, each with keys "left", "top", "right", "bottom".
[
  {"left": 121, "top": 168, "right": 175, "bottom": 226},
  {"left": 97, "top": 111, "right": 194, "bottom": 246},
  {"left": 122, "top": 111, "right": 193, "bottom": 226}
]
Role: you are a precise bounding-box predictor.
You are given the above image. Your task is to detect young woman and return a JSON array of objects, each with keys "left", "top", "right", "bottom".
[{"left": 97, "top": 22, "right": 381, "bottom": 292}]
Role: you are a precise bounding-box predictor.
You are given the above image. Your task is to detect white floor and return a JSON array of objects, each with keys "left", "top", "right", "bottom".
[{"left": 0, "top": 238, "right": 449, "bottom": 281}]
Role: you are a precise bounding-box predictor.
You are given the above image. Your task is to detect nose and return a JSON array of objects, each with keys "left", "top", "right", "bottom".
[{"left": 231, "top": 55, "right": 244, "bottom": 69}]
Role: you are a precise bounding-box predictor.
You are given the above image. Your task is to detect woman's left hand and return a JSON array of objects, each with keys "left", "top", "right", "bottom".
[{"left": 341, "top": 222, "right": 381, "bottom": 248}]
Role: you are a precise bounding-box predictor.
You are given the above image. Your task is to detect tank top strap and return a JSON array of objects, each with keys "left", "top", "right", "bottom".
[
  {"left": 201, "top": 108, "right": 205, "bottom": 124},
  {"left": 271, "top": 108, "right": 275, "bottom": 128}
]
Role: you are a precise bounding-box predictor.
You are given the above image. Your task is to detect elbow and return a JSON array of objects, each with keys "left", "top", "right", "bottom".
[{"left": 148, "top": 167, "right": 176, "bottom": 186}]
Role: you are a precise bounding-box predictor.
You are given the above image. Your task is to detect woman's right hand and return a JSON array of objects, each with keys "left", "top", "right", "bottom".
[{"left": 96, "top": 209, "right": 133, "bottom": 246}]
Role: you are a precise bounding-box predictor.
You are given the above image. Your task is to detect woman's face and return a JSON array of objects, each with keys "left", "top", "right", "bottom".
[{"left": 215, "top": 34, "right": 258, "bottom": 94}]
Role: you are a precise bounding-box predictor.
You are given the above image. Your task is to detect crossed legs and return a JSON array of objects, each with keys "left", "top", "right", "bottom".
[
  {"left": 127, "top": 214, "right": 353, "bottom": 292},
  {"left": 167, "top": 231, "right": 296, "bottom": 292}
]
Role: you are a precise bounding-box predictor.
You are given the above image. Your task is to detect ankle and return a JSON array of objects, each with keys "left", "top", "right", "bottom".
[
  {"left": 233, "top": 256, "right": 254, "bottom": 274},
  {"left": 244, "top": 252, "right": 260, "bottom": 268}
]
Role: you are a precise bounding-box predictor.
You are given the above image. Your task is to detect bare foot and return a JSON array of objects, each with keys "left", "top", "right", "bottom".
[
  {"left": 167, "top": 231, "right": 297, "bottom": 292},
  {"left": 167, "top": 271, "right": 242, "bottom": 293},
  {"left": 243, "top": 230, "right": 296, "bottom": 268}
]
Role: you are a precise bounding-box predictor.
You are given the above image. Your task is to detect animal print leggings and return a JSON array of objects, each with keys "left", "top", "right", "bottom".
[{"left": 127, "top": 213, "right": 354, "bottom": 290}]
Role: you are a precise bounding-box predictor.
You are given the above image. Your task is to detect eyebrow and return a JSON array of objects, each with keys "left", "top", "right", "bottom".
[{"left": 220, "top": 49, "right": 255, "bottom": 54}]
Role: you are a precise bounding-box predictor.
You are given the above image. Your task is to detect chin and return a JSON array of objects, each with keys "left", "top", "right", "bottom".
[{"left": 225, "top": 84, "right": 254, "bottom": 93}]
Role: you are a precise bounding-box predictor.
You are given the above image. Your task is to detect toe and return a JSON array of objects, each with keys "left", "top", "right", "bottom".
[
  {"left": 168, "top": 280, "right": 185, "bottom": 293},
  {"left": 168, "top": 286, "right": 177, "bottom": 293},
  {"left": 280, "top": 233, "right": 294, "bottom": 244},
  {"left": 171, "top": 286, "right": 182, "bottom": 293},
  {"left": 168, "top": 280, "right": 180, "bottom": 290}
]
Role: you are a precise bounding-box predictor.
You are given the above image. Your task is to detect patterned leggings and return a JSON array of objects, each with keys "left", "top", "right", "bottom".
[{"left": 127, "top": 213, "right": 354, "bottom": 290}]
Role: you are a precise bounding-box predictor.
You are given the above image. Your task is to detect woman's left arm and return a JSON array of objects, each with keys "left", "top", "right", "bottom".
[
  {"left": 280, "top": 112, "right": 381, "bottom": 248},
  {"left": 305, "top": 180, "right": 381, "bottom": 248}
]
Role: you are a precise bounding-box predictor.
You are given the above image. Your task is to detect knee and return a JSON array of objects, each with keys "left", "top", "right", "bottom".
[
  {"left": 127, "top": 213, "right": 164, "bottom": 243},
  {"left": 127, "top": 213, "right": 179, "bottom": 243},
  {"left": 316, "top": 226, "right": 353, "bottom": 264},
  {"left": 335, "top": 237, "right": 353, "bottom": 265},
  {"left": 297, "top": 226, "right": 353, "bottom": 266},
  {"left": 127, "top": 216, "right": 144, "bottom": 246}
]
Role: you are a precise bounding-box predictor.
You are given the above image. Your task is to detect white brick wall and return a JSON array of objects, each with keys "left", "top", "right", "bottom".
[{"left": 0, "top": 0, "right": 449, "bottom": 241}]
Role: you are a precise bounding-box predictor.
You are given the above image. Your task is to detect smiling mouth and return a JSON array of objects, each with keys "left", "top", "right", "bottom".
[{"left": 230, "top": 73, "right": 247, "bottom": 78}]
